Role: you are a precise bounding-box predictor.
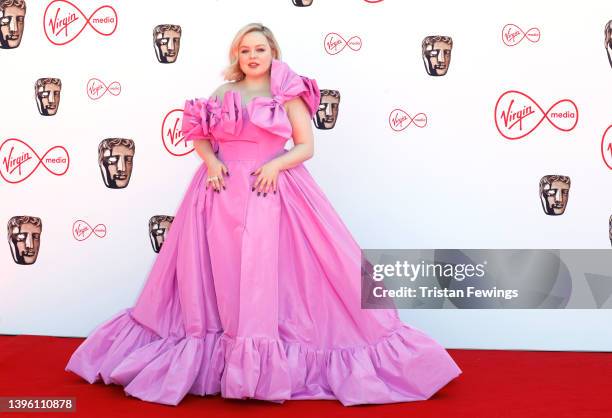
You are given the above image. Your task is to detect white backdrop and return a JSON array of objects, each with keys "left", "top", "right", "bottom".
[{"left": 1, "top": 0, "right": 612, "bottom": 351}]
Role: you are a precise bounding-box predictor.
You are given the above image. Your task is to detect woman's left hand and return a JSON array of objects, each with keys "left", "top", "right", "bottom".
[{"left": 251, "top": 160, "right": 281, "bottom": 197}]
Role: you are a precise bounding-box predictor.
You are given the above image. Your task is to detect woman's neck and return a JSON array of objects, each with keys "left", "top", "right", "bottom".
[{"left": 240, "top": 74, "right": 270, "bottom": 92}]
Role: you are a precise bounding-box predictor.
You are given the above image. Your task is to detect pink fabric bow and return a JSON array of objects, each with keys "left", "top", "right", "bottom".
[{"left": 247, "top": 59, "right": 321, "bottom": 139}]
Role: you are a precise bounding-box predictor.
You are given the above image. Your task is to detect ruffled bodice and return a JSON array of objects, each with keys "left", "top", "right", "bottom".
[{"left": 181, "top": 59, "right": 320, "bottom": 162}]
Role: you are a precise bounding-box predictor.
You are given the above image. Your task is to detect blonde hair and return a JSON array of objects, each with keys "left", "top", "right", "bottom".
[{"left": 222, "top": 23, "right": 282, "bottom": 82}]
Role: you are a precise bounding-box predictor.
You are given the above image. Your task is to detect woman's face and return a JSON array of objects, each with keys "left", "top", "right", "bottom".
[{"left": 238, "top": 31, "right": 273, "bottom": 79}]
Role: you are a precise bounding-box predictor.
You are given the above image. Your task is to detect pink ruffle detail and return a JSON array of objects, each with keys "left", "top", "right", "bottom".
[
  {"left": 181, "top": 97, "right": 222, "bottom": 152},
  {"left": 65, "top": 308, "right": 461, "bottom": 406},
  {"left": 182, "top": 92, "right": 246, "bottom": 148}
]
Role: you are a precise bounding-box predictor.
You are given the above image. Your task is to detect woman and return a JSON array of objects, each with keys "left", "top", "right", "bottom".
[{"left": 65, "top": 22, "right": 462, "bottom": 406}]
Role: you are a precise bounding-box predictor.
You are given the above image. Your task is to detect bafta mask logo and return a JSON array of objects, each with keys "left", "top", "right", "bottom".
[
  {"left": 98, "top": 138, "right": 135, "bottom": 189},
  {"left": 605, "top": 20, "right": 612, "bottom": 68},
  {"left": 539, "top": 175, "right": 571, "bottom": 216},
  {"left": 8, "top": 215, "right": 41, "bottom": 265},
  {"left": 35, "top": 78, "right": 61, "bottom": 116},
  {"left": 154, "top": 24, "right": 181, "bottom": 63},
  {"left": 0, "top": 0, "right": 26, "bottom": 49},
  {"left": 292, "top": 0, "right": 313, "bottom": 6},
  {"left": 422, "top": 35, "right": 453, "bottom": 76},
  {"left": 149, "top": 215, "right": 174, "bottom": 253},
  {"left": 314, "top": 89, "right": 340, "bottom": 130}
]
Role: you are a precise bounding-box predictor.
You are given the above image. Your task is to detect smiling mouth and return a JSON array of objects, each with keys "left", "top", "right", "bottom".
[
  {"left": 248, "top": 63, "right": 259, "bottom": 68},
  {"left": 114, "top": 174, "right": 127, "bottom": 180}
]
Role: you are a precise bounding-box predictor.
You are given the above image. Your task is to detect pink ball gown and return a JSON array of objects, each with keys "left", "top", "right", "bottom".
[{"left": 65, "top": 58, "right": 462, "bottom": 406}]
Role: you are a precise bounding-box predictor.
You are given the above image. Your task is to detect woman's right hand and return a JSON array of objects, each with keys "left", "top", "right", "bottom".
[{"left": 205, "top": 157, "right": 229, "bottom": 193}]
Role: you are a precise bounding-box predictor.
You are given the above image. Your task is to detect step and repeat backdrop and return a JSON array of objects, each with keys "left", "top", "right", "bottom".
[{"left": 1, "top": 0, "right": 612, "bottom": 351}]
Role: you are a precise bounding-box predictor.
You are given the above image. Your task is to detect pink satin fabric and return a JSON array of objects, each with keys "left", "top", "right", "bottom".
[{"left": 65, "top": 58, "right": 462, "bottom": 406}]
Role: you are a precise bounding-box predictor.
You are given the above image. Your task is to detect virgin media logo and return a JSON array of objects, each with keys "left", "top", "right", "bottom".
[
  {"left": 162, "top": 109, "right": 193, "bottom": 157},
  {"left": 502, "top": 24, "right": 541, "bottom": 47},
  {"left": 73, "top": 220, "right": 107, "bottom": 241},
  {"left": 43, "top": 0, "right": 118, "bottom": 46},
  {"left": 0, "top": 138, "right": 70, "bottom": 184},
  {"left": 324, "top": 32, "right": 362, "bottom": 55},
  {"left": 600, "top": 125, "right": 612, "bottom": 170},
  {"left": 389, "top": 109, "right": 428, "bottom": 131},
  {"left": 494, "top": 90, "right": 578, "bottom": 140},
  {"left": 87, "top": 78, "right": 121, "bottom": 100}
]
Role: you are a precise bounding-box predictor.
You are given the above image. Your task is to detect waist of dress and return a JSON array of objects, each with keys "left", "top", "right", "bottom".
[{"left": 217, "top": 140, "right": 287, "bottom": 162}]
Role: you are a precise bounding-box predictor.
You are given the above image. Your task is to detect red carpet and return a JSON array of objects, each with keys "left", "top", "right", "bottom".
[{"left": 0, "top": 334, "right": 611, "bottom": 417}]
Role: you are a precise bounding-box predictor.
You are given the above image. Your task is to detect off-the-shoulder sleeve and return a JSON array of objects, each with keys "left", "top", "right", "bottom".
[
  {"left": 182, "top": 98, "right": 209, "bottom": 140},
  {"left": 297, "top": 75, "right": 320, "bottom": 119},
  {"left": 270, "top": 59, "right": 321, "bottom": 118},
  {"left": 247, "top": 59, "right": 321, "bottom": 138},
  {"left": 181, "top": 97, "right": 222, "bottom": 151}
]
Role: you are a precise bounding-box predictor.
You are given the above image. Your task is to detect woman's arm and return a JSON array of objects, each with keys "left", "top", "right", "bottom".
[
  {"left": 193, "top": 136, "right": 217, "bottom": 166},
  {"left": 190, "top": 84, "right": 231, "bottom": 193},
  {"left": 192, "top": 84, "right": 227, "bottom": 166},
  {"left": 272, "top": 96, "right": 315, "bottom": 170}
]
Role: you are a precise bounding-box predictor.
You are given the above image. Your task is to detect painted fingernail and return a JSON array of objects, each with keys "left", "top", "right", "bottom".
[
  {"left": 223, "top": 186, "right": 226, "bottom": 190},
  {"left": 257, "top": 191, "right": 261, "bottom": 196},
  {"left": 251, "top": 187, "right": 255, "bottom": 191},
  {"left": 263, "top": 192, "right": 267, "bottom": 197},
  {"left": 274, "top": 191, "right": 276, "bottom": 194},
  {"left": 227, "top": 172, "right": 230, "bottom": 176}
]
